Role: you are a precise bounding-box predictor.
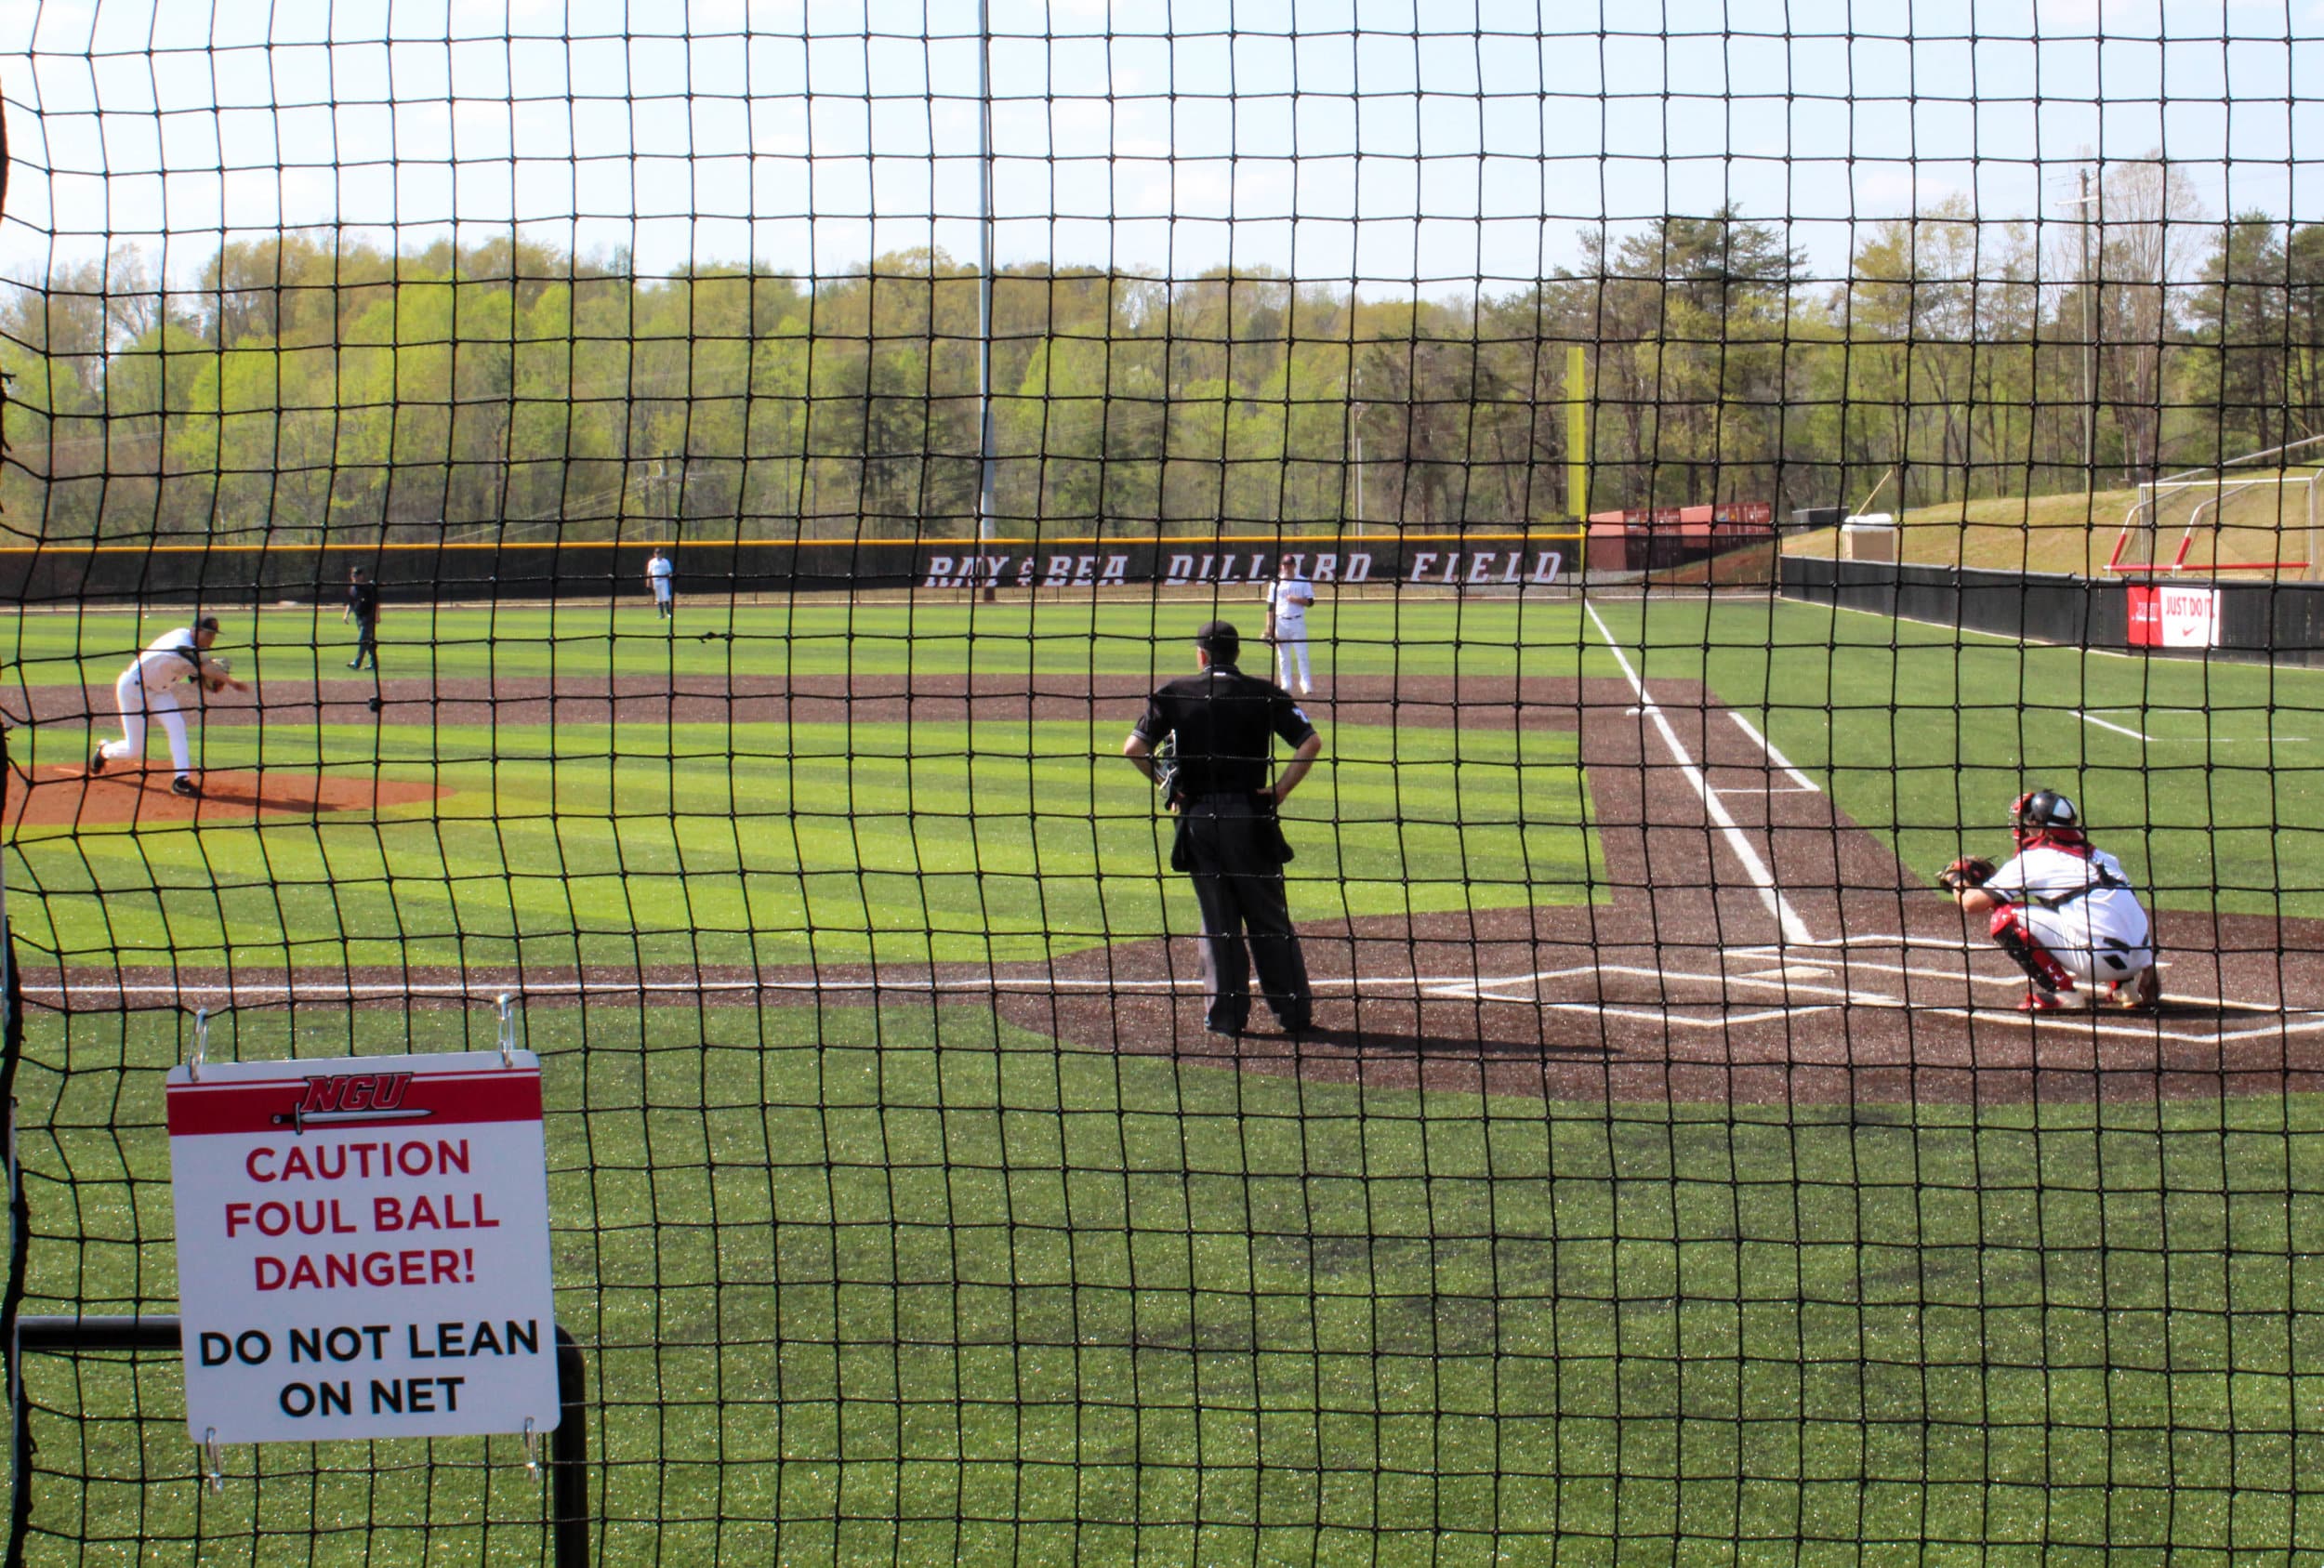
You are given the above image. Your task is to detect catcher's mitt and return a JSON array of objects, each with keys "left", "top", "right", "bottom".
[
  {"left": 1152, "top": 734, "right": 1181, "bottom": 810},
  {"left": 1936, "top": 855, "right": 1996, "bottom": 893}
]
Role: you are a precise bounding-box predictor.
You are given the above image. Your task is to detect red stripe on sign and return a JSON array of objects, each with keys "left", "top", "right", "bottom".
[{"left": 166, "top": 1070, "right": 541, "bottom": 1138}]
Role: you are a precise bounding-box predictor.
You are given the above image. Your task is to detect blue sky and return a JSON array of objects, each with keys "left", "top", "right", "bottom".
[{"left": 2, "top": 0, "right": 2317, "bottom": 292}]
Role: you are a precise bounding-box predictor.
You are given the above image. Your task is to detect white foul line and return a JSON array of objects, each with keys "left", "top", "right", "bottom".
[
  {"left": 1726, "top": 710, "right": 1822, "bottom": 793},
  {"left": 1586, "top": 602, "right": 1816, "bottom": 946},
  {"left": 2074, "top": 709, "right": 2152, "bottom": 742}
]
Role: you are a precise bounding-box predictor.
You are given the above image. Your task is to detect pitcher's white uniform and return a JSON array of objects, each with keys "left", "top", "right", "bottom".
[
  {"left": 1263, "top": 570, "right": 1314, "bottom": 693},
  {"left": 1984, "top": 843, "right": 2155, "bottom": 984},
  {"left": 100, "top": 628, "right": 205, "bottom": 775}
]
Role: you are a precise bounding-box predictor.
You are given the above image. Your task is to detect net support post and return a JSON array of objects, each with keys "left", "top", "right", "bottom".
[
  {"left": 0, "top": 726, "right": 28, "bottom": 1568},
  {"left": 551, "top": 1325, "right": 588, "bottom": 1568},
  {"left": 4, "top": 1111, "right": 26, "bottom": 1568}
]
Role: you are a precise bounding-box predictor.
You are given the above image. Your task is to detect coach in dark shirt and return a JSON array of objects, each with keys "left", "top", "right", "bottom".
[{"left": 1124, "top": 620, "right": 1325, "bottom": 1036}]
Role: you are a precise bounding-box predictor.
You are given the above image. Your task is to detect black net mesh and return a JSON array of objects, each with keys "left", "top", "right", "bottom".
[{"left": 2, "top": 7, "right": 2323, "bottom": 1564}]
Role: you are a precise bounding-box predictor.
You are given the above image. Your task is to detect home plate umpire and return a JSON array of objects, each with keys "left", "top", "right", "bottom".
[{"left": 1122, "top": 619, "right": 1326, "bottom": 1039}]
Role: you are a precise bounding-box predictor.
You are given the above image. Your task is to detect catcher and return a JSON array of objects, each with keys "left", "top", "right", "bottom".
[{"left": 1938, "top": 788, "right": 2160, "bottom": 1012}]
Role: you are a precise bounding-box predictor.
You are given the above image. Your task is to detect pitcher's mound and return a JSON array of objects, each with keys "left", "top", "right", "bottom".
[{"left": 10, "top": 767, "right": 448, "bottom": 826}]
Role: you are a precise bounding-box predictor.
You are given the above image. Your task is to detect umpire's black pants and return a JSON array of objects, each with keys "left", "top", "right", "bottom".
[{"left": 1179, "top": 795, "right": 1312, "bottom": 1034}]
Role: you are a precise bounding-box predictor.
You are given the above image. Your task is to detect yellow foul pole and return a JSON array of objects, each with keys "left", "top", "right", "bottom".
[{"left": 1565, "top": 343, "right": 1590, "bottom": 520}]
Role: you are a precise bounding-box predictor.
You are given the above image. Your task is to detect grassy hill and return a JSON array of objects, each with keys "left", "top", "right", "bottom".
[{"left": 1785, "top": 476, "right": 2322, "bottom": 577}]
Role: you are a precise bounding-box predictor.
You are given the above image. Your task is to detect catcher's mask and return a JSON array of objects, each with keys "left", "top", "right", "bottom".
[{"left": 2011, "top": 788, "right": 2082, "bottom": 845}]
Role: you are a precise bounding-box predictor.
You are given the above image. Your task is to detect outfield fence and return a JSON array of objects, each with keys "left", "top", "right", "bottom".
[
  {"left": 1782, "top": 557, "right": 2324, "bottom": 667},
  {"left": 0, "top": 534, "right": 1589, "bottom": 609}
]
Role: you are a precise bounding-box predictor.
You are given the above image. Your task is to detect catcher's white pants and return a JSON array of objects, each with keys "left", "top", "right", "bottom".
[
  {"left": 2017, "top": 902, "right": 2155, "bottom": 985},
  {"left": 102, "top": 670, "right": 192, "bottom": 774},
  {"left": 1274, "top": 624, "right": 1312, "bottom": 692}
]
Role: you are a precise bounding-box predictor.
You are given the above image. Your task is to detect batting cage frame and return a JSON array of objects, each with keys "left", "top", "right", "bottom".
[{"left": 4, "top": 5, "right": 2324, "bottom": 1566}]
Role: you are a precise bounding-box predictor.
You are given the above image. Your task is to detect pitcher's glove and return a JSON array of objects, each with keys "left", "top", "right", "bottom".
[{"left": 1936, "top": 855, "right": 1996, "bottom": 893}]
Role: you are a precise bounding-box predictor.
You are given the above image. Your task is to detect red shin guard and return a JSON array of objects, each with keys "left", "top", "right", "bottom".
[{"left": 1991, "top": 906, "right": 2075, "bottom": 994}]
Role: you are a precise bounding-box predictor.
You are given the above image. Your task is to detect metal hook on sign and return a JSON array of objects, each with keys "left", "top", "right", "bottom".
[
  {"left": 202, "top": 1428, "right": 224, "bottom": 1494},
  {"left": 496, "top": 993, "right": 518, "bottom": 1067},
  {"left": 189, "top": 1009, "right": 209, "bottom": 1083},
  {"left": 522, "top": 1416, "right": 541, "bottom": 1480}
]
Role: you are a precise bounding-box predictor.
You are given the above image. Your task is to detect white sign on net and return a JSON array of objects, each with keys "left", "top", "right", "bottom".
[{"left": 166, "top": 1051, "right": 559, "bottom": 1443}]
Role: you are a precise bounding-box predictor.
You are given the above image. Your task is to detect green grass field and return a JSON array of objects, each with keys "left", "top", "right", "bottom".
[
  {"left": 10, "top": 596, "right": 2323, "bottom": 969},
  {"left": 24, "top": 1004, "right": 2324, "bottom": 1566},
  {"left": 9, "top": 590, "right": 2324, "bottom": 1565}
]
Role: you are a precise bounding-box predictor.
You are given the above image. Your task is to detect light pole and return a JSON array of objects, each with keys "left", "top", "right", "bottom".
[
  {"left": 2075, "top": 165, "right": 2099, "bottom": 495},
  {"left": 975, "top": 0, "right": 998, "bottom": 600},
  {"left": 1349, "top": 358, "right": 1366, "bottom": 539}
]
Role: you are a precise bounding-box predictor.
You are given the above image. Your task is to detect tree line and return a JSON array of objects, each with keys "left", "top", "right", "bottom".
[{"left": 4, "top": 164, "right": 2318, "bottom": 546}]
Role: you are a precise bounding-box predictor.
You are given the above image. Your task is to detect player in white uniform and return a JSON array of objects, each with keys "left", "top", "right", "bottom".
[
  {"left": 1262, "top": 554, "right": 1315, "bottom": 694},
  {"left": 89, "top": 615, "right": 250, "bottom": 797},
  {"left": 1949, "top": 788, "right": 2160, "bottom": 1011},
  {"left": 647, "top": 547, "right": 675, "bottom": 618}
]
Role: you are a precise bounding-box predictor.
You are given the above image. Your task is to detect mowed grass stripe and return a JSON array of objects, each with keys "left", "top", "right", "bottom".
[
  {"left": 8, "top": 719, "right": 1596, "bottom": 968},
  {"left": 25, "top": 594, "right": 2324, "bottom": 924},
  {"left": 2, "top": 597, "right": 1609, "bottom": 686}
]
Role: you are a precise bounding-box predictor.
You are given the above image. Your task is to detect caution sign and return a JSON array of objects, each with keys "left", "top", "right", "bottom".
[{"left": 166, "top": 1051, "right": 559, "bottom": 1443}]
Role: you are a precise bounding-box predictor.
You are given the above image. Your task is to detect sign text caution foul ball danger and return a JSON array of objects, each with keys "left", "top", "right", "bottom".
[{"left": 166, "top": 1051, "right": 559, "bottom": 1443}]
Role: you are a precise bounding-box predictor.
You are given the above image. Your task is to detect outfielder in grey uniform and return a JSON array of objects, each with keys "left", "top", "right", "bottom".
[
  {"left": 90, "top": 615, "right": 250, "bottom": 797},
  {"left": 1124, "top": 620, "right": 1325, "bottom": 1036}
]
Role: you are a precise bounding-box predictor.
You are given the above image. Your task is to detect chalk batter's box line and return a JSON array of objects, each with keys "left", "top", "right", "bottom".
[
  {"left": 43, "top": 955, "right": 2324, "bottom": 1048},
  {"left": 1705, "top": 940, "right": 2324, "bottom": 1046}
]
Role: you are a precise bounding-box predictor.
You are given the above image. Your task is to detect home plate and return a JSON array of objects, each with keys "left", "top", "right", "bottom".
[{"left": 1460, "top": 964, "right": 1856, "bottom": 1018}]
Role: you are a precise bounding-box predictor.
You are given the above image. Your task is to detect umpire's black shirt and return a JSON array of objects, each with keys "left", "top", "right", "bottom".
[{"left": 1133, "top": 663, "right": 1316, "bottom": 797}]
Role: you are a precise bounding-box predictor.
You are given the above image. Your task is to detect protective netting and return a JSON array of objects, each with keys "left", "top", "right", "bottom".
[{"left": 3, "top": 5, "right": 2324, "bottom": 1565}]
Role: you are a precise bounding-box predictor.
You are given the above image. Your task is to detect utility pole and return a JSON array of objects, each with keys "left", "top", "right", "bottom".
[{"left": 1350, "top": 357, "right": 1366, "bottom": 539}]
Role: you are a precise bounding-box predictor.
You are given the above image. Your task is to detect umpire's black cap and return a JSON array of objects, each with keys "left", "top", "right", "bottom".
[{"left": 1195, "top": 620, "right": 1239, "bottom": 661}]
